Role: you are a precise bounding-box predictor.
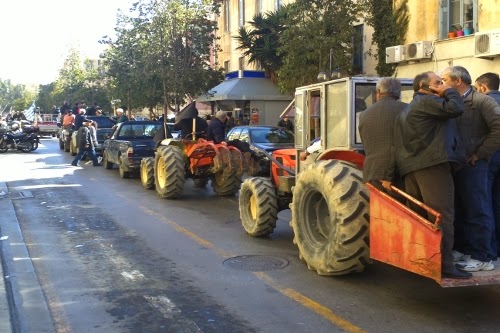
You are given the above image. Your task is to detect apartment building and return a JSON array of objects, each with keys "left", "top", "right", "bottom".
[
  {"left": 198, "top": 0, "right": 377, "bottom": 125},
  {"left": 390, "top": 0, "right": 500, "bottom": 80}
]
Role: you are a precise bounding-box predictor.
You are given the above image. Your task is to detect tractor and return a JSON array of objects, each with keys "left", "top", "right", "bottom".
[
  {"left": 140, "top": 106, "right": 259, "bottom": 199},
  {"left": 238, "top": 76, "right": 500, "bottom": 287}
]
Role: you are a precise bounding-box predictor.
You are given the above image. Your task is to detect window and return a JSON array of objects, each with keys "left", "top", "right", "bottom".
[
  {"left": 224, "top": 0, "right": 230, "bottom": 32},
  {"left": 239, "top": 0, "right": 245, "bottom": 27},
  {"left": 224, "top": 60, "right": 230, "bottom": 73},
  {"left": 352, "top": 24, "right": 364, "bottom": 74},
  {"left": 440, "top": 0, "right": 477, "bottom": 39},
  {"left": 275, "top": 0, "right": 282, "bottom": 10}
]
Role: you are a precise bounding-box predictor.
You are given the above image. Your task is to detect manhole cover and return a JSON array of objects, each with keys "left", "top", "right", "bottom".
[{"left": 223, "top": 255, "right": 289, "bottom": 272}]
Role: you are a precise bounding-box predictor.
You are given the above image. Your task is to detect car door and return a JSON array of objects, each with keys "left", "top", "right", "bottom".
[{"left": 104, "top": 123, "right": 122, "bottom": 163}]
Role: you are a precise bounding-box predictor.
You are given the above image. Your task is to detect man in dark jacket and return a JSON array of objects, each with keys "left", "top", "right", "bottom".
[
  {"left": 443, "top": 66, "right": 500, "bottom": 271},
  {"left": 71, "top": 121, "right": 100, "bottom": 167},
  {"left": 206, "top": 111, "right": 227, "bottom": 144},
  {"left": 74, "top": 108, "right": 88, "bottom": 130},
  {"left": 358, "top": 77, "right": 407, "bottom": 190},
  {"left": 394, "top": 71, "right": 469, "bottom": 279},
  {"left": 174, "top": 103, "right": 208, "bottom": 140},
  {"left": 475, "top": 72, "right": 500, "bottom": 259}
]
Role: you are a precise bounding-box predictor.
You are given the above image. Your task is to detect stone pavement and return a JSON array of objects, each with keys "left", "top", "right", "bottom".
[{"left": 0, "top": 182, "right": 53, "bottom": 333}]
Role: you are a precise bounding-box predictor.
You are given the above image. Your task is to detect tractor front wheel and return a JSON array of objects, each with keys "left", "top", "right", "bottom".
[
  {"left": 140, "top": 157, "right": 155, "bottom": 190},
  {"left": 239, "top": 177, "right": 278, "bottom": 237},
  {"left": 290, "top": 160, "right": 370, "bottom": 275},
  {"left": 155, "top": 146, "right": 185, "bottom": 199}
]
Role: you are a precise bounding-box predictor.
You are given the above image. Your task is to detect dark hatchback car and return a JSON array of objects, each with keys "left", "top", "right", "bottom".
[{"left": 226, "top": 125, "right": 295, "bottom": 174}]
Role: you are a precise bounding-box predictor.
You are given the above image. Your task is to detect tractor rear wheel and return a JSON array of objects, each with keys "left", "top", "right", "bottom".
[
  {"left": 290, "top": 160, "right": 370, "bottom": 275},
  {"left": 140, "top": 157, "right": 155, "bottom": 190},
  {"left": 210, "top": 168, "right": 240, "bottom": 196},
  {"left": 155, "top": 146, "right": 185, "bottom": 199},
  {"left": 239, "top": 177, "right": 278, "bottom": 237}
]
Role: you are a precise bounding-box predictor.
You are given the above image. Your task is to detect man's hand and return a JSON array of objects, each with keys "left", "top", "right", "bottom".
[
  {"left": 431, "top": 84, "right": 453, "bottom": 97},
  {"left": 467, "top": 153, "right": 479, "bottom": 166},
  {"left": 381, "top": 180, "right": 392, "bottom": 191},
  {"left": 299, "top": 151, "right": 309, "bottom": 161}
]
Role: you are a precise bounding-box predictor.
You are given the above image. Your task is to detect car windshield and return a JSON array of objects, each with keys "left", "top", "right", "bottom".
[
  {"left": 249, "top": 128, "right": 294, "bottom": 144},
  {"left": 119, "top": 123, "right": 162, "bottom": 138}
]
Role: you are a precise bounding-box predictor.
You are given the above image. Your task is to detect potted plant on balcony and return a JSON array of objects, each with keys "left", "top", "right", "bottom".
[
  {"left": 448, "top": 25, "right": 457, "bottom": 38},
  {"left": 463, "top": 23, "right": 473, "bottom": 36},
  {"left": 454, "top": 24, "right": 464, "bottom": 37}
]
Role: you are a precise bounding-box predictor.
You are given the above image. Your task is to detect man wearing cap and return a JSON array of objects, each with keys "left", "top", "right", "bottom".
[{"left": 71, "top": 121, "right": 100, "bottom": 167}]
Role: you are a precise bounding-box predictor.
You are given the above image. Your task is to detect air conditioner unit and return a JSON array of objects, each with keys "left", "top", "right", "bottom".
[
  {"left": 386, "top": 45, "right": 406, "bottom": 64},
  {"left": 405, "top": 41, "right": 432, "bottom": 61},
  {"left": 475, "top": 30, "right": 500, "bottom": 58}
]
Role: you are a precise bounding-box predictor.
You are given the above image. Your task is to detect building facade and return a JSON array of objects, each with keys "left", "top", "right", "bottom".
[
  {"left": 392, "top": 0, "right": 500, "bottom": 80},
  {"left": 215, "top": 0, "right": 377, "bottom": 76}
]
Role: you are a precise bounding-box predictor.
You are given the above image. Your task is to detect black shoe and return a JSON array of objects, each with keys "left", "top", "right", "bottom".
[{"left": 442, "top": 266, "right": 473, "bottom": 279}]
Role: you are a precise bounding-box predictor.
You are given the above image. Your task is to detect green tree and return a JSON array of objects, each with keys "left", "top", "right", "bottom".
[
  {"left": 277, "top": 0, "right": 363, "bottom": 93},
  {"left": 103, "top": 0, "right": 223, "bottom": 117},
  {"left": 365, "top": 0, "right": 409, "bottom": 76},
  {"left": 234, "top": 6, "right": 290, "bottom": 83}
]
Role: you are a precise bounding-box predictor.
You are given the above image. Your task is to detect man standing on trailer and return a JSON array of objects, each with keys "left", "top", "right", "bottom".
[
  {"left": 358, "top": 77, "right": 408, "bottom": 191},
  {"left": 394, "top": 71, "right": 470, "bottom": 279}
]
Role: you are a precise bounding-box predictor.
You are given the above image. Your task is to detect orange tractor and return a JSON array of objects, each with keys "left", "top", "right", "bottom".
[
  {"left": 238, "top": 77, "right": 500, "bottom": 287},
  {"left": 140, "top": 109, "right": 258, "bottom": 199}
]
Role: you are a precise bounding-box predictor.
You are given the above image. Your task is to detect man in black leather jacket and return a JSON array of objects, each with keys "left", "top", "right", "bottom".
[{"left": 394, "top": 71, "right": 469, "bottom": 279}]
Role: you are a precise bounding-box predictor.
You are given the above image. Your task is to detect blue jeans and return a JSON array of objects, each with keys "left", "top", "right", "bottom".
[
  {"left": 454, "top": 159, "right": 495, "bottom": 261},
  {"left": 488, "top": 152, "right": 500, "bottom": 258},
  {"left": 72, "top": 146, "right": 99, "bottom": 166}
]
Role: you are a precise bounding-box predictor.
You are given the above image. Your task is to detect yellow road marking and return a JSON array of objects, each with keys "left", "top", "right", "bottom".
[{"left": 140, "top": 204, "right": 366, "bottom": 333}]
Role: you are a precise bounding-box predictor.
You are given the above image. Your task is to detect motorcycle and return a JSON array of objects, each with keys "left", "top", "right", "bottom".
[{"left": 0, "top": 122, "right": 40, "bottom": 153}]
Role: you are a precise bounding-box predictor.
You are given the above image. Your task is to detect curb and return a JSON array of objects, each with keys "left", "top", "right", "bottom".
[{"left": 0, "top": 183, "right": 17, "bottom": 333}]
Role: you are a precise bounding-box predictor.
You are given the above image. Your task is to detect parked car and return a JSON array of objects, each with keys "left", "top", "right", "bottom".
[
  {"left": 35, "top": 113, "right": 59, "bottom": 137},
  {"left": 101, "top": 121, "right": 162, "bottom": 178},
  {"left": 166, "top": 122, "right": 180, "bottom": 139},
  {"left": 226, "top": 125, "right": 295, "bottom": 175},
  {"left": 87, "top": 116, "right": 115, "bottom": 155},
  {"left": 68, "top": 116, "right": 114, "bottom": 156}
]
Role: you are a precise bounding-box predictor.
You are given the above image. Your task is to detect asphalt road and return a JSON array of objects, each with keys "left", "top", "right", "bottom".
[{"left": 1, "top": 137, "right": 500, "bottom": 333}]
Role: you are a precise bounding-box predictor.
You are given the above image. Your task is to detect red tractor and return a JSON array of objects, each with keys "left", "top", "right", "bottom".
[{"left": 238, "top": 77, "right": 500, "bottom": 287}]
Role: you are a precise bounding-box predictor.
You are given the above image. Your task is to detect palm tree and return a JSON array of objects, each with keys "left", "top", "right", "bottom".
[{"left": 234, "top": 6, "right": 290, "bottom": 83}]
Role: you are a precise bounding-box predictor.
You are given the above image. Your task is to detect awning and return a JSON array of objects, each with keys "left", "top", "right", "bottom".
[{"left": 197, "top": 77, "right": 291, "bottom": 102}]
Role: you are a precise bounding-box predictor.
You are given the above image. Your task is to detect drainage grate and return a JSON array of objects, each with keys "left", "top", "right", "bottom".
[{"left": 223, "top": 255, "right": 289, "bottom": 272}]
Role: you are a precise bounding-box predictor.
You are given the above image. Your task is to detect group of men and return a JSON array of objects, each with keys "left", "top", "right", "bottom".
[{"left": 359, "top": 68, "right": 500, "bottom": 280}]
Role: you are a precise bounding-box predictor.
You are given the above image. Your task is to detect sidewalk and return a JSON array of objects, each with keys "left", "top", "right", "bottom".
[
  {"left": 0, "top": 182, "right": 15, "bottom": 333},
  {"left": 0, "top": 182, "right": 54, "bottom": 333}
]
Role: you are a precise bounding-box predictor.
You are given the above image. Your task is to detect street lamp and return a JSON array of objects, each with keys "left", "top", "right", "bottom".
[
  {"left": 111, "top": 99, "right": 121, "bottom": 116},
  {"left": 317, "top": 48, "right": 349, "bottom": 82}
]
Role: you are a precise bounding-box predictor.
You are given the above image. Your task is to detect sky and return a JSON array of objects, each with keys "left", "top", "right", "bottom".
[{"left": 0, "top": 0, "right": 135, "bottom": 86}]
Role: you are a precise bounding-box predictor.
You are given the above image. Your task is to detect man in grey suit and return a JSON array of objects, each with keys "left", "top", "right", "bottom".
[{"left": 358, "top": 77, "right": 407, "bottom": 190}]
